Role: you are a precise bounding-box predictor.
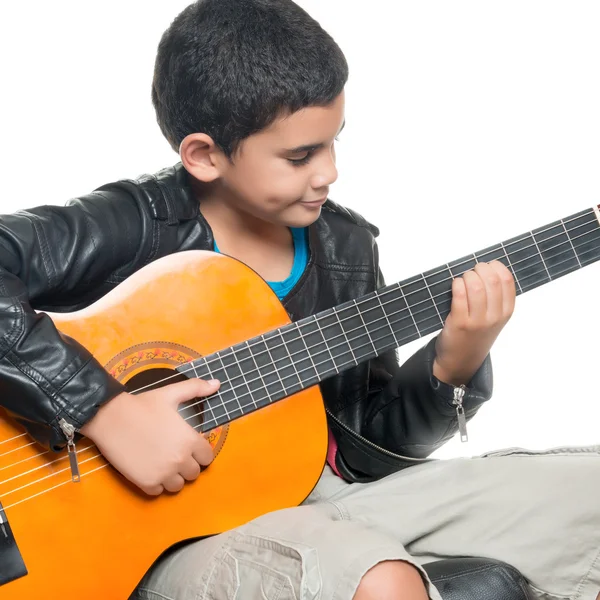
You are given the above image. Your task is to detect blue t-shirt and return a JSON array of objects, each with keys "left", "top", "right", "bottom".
[{"left": 213, "top": 227, "right": 309, "bottom": 300}]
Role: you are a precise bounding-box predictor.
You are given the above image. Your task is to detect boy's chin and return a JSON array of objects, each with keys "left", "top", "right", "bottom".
[
  {"left": 282, "top": 214, "right": 321, "bottom": 229},
  {"left": 278, "top": 204, "right": 323, "bottom": 228}
]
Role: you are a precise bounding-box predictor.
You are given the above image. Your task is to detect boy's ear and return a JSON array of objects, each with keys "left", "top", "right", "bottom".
[{"left": 179, "top": 133, "right": 224, "bottom": 182}]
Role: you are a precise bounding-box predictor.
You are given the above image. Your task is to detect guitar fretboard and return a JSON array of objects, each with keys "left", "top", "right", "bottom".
[{"left": 177, "top": 206, "right": 600, "bottom": 431}]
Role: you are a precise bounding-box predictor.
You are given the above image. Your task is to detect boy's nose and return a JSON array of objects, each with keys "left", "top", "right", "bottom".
[{"left": 312, "top": 155, "right": 338, "bottom": 189}]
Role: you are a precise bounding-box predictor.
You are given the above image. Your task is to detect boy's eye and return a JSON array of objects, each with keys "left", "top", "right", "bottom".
[
  {"left": 287, "top": 152, "right": 313, "bottom": 166},
  {"left": 286, "top": 138, "right": 339, "bottom": 167}
]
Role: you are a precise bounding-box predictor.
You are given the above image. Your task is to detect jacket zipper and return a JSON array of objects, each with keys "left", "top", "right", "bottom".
[
  {"left": 452, "top": 384, "right": 468, "bottom": 442},
  {"left": 59, "top": 418, "right": 81, "bottom": 482},
  {"left": 325, "top": 408, "right": 430, "bottom": 463},
  {"left": 327, "top": 381, "right": 471, "bottom": 458}
]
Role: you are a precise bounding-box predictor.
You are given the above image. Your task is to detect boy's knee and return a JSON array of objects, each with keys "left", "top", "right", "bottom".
[{"left": 354, "top": 560, "right": 429, "bottom": 600}]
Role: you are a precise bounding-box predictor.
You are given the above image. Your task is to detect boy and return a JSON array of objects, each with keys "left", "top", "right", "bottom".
[{"left": 0, "top": 1, "right": 598, "bottom": 599}]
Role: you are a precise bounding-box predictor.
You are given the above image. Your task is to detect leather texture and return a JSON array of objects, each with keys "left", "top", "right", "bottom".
[
  {"left": 423, "top": 558, "right": 532, "bottom": 600},
  {"left": 0, "top": 162, "right": 493, "bottom": 482}
]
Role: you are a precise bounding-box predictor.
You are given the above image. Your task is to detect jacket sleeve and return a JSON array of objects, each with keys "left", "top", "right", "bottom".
[
  {"left": 0, "top": 190, "right": 147, "bottom": 450},
  {"left": 361, "top": 261, "right": 493, "bottom": 458}
]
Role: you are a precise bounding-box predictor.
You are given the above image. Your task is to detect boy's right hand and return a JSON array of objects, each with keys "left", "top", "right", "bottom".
[{"left": 80, "top": 378, "right": 220, "bottom": 496}]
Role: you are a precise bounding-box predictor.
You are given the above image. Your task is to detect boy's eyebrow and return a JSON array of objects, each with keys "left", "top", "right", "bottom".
[
  {"left": 284, "top": 119, "right": 346, "bottom": 153},
  {"left": 286, "top": 143, "right": 323, "bottom": 154}
]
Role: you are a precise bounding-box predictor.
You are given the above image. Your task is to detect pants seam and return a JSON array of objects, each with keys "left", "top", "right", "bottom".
[
  {"left": 525, "top": 582, "right": 569, "bottom": 599},
  {"left": 327, "top": 499, "right": 349, "bottom": 520},
  {"left": 196, "top": 552, "right": 224, "bottom": 600},
  {"left": 574, "top": 542, "right": 600, "bottom": 600},
  {"left": 134, "top": 589, "right": 176, "bottom": 600}
]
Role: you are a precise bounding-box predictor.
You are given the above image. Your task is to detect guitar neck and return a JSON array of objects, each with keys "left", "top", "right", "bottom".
[{"left": 179, "top": 205, "right": 600, "bottom": 430}]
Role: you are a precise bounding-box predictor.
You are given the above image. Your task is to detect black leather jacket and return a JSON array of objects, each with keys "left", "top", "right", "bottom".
[{"left": 0, "top": 163, "right": 492, "bottom": 482}]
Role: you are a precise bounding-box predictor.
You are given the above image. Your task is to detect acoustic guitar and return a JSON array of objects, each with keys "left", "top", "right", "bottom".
[{"left": 1, "top": 205, "right": 599, "bottom": 599}]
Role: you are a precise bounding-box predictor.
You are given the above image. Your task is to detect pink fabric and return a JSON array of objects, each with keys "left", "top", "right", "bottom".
[{"left": 326, "top": 428, "right": 342, "bottom": 477}]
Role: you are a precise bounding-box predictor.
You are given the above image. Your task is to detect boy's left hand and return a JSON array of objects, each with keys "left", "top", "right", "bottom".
[{"left": 433, "top": 261, "right": 516, "bottom": 386}]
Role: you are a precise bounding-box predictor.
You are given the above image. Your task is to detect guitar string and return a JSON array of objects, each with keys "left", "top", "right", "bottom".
[
  {"left": 0, "top": 214, "right": 598, "bottom": 465},
  {"left": 125, "top": 216, "right": 600, "bottom": 401},
  {"left": 2, "top": 462, "right": 108, "bottom": 512},
  {"left": 1, "top": 214, "right": 598, "bottom": 473},
  {"left": 0, "top": 432, "right": 34, "bottom": 447},
  {"left": 0, "top": 444, "right": 95, "bottom": 484},
  {"left": 0, "top": 449, "right": 49, "bottom": 472},
  {"left": 1, "top": 237, "right": 598, "bottom": 507},
  {"left": 0, "top": 210, "right": 597, "bottom": 453},
  {"left": 129, "top": 213, "right": 600, "bottom": 396},
  {"left": 176, "top": 233, "right": 600, "bottom": 426},
  {"left": 0, "top": 440, "right": 37, "bottom": 458}
]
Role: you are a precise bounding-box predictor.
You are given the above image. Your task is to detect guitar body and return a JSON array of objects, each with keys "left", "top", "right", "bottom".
[{"left": 0, "top": 251, "right": 328, "bottom": 599}]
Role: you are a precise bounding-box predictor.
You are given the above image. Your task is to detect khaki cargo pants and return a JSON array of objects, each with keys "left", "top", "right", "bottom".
[{"left": 132, "top": 445, "right": 600, "bottom": 600}]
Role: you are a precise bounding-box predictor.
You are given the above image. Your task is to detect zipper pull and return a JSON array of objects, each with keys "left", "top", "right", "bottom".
[
  {"left": 59, "top": 418, "right": 81, "bottom": 482},
  {"left": 452, "top": 385, "right": 468, "bottom": 443}
]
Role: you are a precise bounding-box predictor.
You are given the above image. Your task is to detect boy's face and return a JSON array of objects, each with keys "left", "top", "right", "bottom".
[{"left": 215, "top": 91, "right": 345, "bottom": 228}]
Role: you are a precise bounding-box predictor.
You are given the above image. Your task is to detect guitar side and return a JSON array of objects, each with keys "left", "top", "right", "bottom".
[{"left": 0, "top": 251, "right": 328, "bottom": 600}]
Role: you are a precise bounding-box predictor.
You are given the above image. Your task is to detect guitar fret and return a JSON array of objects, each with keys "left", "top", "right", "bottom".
[
  {"left": 201, "top": 401, "right": 220, "bottom": 429},
  {"left": 333, "top": 307, "right": 358, "bottom": 365},
  {"left": 507, "top": 233, "right": 550, "bottom": 291},
  {"left": 529, "top": 230, "right": 552, "bottom": 282},
  {"left": 353, "top": 299, "right": 378, "bottom": 355},
  {"left": 500, "top": 241, "right": 522, "bottom": 293},
  {"left": 562, "top": 220, "right": 582, "bottom": 268},
  {"left": 397, "top": 282, "right": 422, "bottom": 338},
  {"left": 421, "top": 273, "right": 444, "bottom": 324},
  {"left": 198, "top": 359, "right": 221, "bottom": 426},
  {"left": 226, "top": 347, "right": 261, "bottom": 412},
  {"left": 566, "top": 209, "right": 600, "bottom": 266},
  {"left": 528, "top": 219, "right": 580, "bottom": 286},
  {"left": 476, "top": 243, "right": 516, "bottom": 285},
  {"left": 296, "top": 322, "right": 320, "bottom": 385},
  {"left": 205, "top": 351, "right": 232, "bottom": 423},
  {"left": 400, "top": 275, "right": 442, "bottom": 337},
  {"left": 283, "top": 321, "right": 327, "bottom": 387},
  {"left": 190, "top": 361, "right": 199, "bottom": 378},
  {"left": 259, "top": 330, "right": 294, "bottom": 396},
  {"left": 376, "top": 294, "right": 400, "bottom": 348},
  {"left": 316, "top": 309, "right": 356, "bottom": 370},
  {"left": 449, "top": 255, "right": 477, "bottom": 277},
  {"left": 313, "top": 316, "right": 339, "bottom": 374},
  {"left": 422, "top": 265, "right": 453, "bottom": 323},
  {"left": 244, "top": 340, "right": 272, "bottom": 404},
  {"left": 573, "top": 233, "right": 600, "bottom": 264},
  {"left": 257, "top": 334, "right": 286, "bottom": 398},
  {"left": 233, "top": 344, "right": 271, "bottom": 411},
  {"left": 298, "top": 315, "right": 338, "bottom": 378},
  {"left": 574, "top": 229, "right": 600, "bottom": 265},
  {"left": 342, "top": 303, "right": 373, "bottom": 362},
  {"left": 278, "top": 328, "right": 304, "bottom": 390},
  {"left": 217, "top": 351, "right": 244, "bottom": 416}
]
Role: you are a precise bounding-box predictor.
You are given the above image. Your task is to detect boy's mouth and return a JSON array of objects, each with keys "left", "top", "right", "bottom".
[{"left": 300, "top": 195, "right": 327, "bottom": 207}]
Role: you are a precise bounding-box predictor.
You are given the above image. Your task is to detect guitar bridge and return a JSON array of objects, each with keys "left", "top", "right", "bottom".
[{"left": 0, "top": 501, "right": 28, "bottom": 586}]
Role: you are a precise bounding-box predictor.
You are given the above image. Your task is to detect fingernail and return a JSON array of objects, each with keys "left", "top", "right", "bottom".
[{"left": 207, "top": 379, "right": 220, "bottom": 385}]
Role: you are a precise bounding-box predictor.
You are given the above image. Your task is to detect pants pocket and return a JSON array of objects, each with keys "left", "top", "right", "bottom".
[{"left": 203, "top": 532, "right": 320, "bottom": 600}]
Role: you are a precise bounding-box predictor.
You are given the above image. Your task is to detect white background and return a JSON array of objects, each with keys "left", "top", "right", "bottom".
[{"left": 1, "top": 1, "right": 598, "bottom": 458}]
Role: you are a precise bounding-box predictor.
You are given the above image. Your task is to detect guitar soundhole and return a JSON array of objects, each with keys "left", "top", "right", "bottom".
[{"left": 124, "top": 368, "right": 205, "bottom": 430}]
